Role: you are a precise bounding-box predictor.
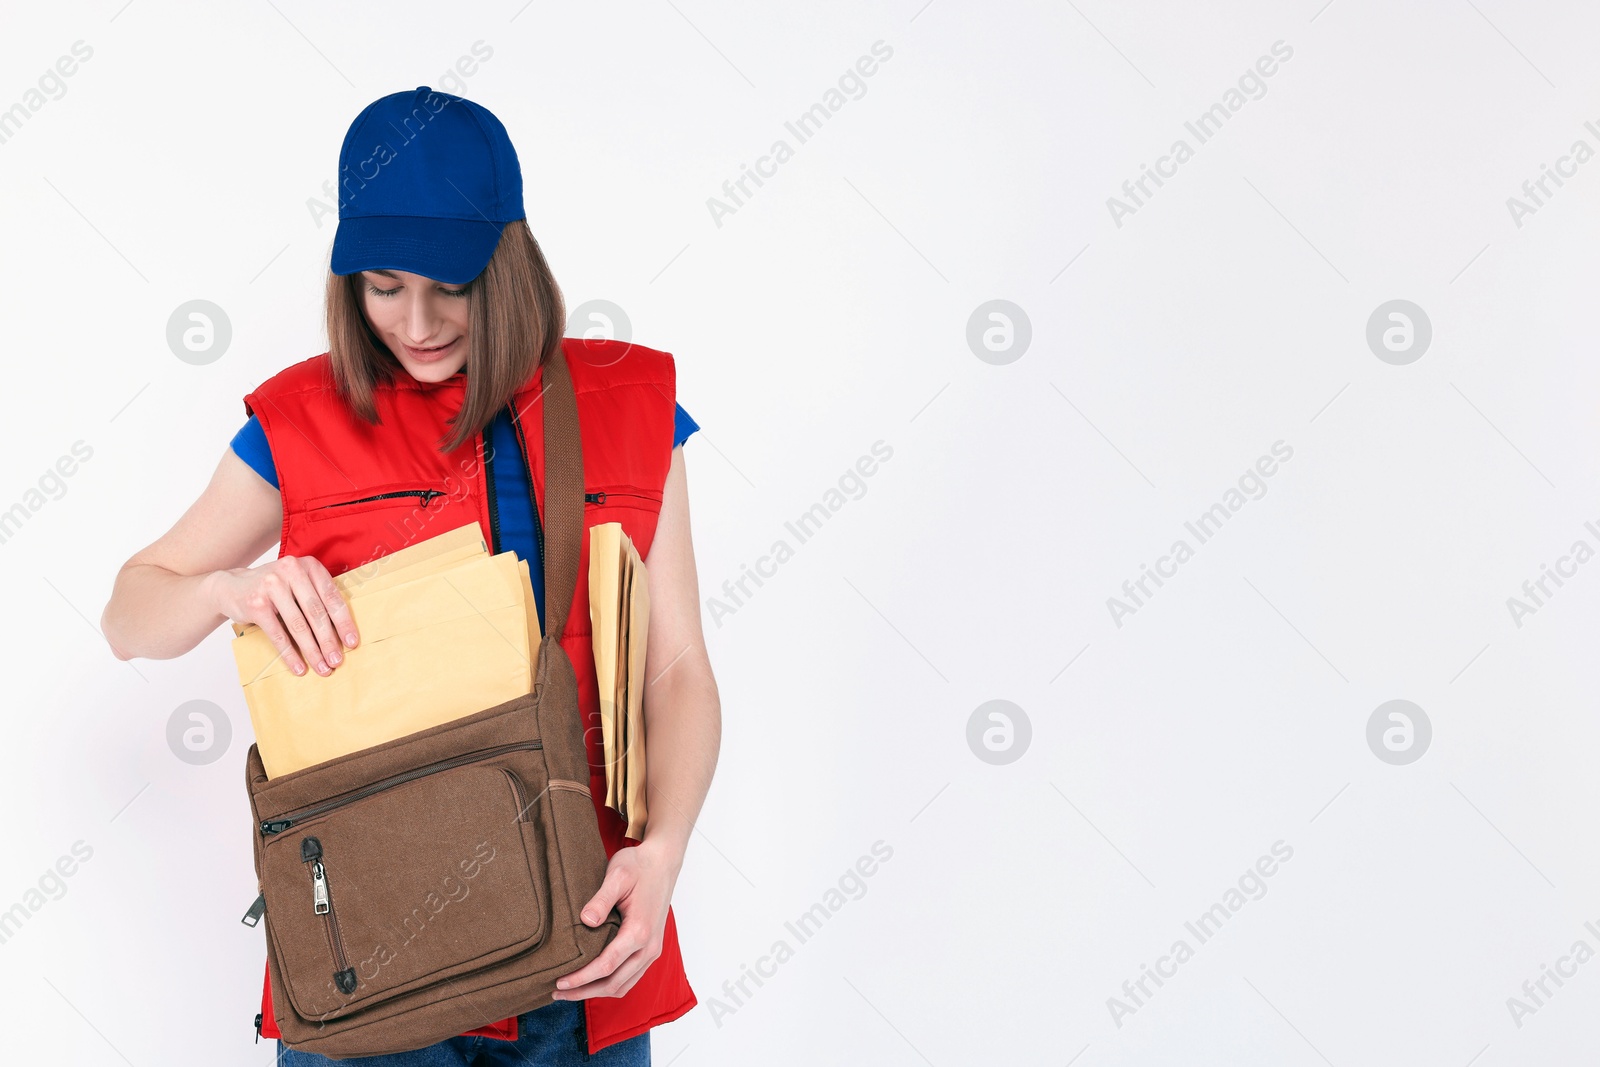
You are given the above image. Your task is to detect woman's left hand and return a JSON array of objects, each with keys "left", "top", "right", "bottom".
[{"left": 551, "top": 838, "right": 681, "bottom": 1000}]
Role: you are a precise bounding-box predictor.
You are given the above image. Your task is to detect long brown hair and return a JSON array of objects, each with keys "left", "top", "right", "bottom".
[{"left": 324, "top": 218, "right": 566, "bottom": 454}]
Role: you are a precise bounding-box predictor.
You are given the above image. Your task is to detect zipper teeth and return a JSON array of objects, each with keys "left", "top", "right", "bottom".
[
  {"left": 318, "top": 488, "right": 443, "bottom": 509},
  {"left": 260, "top": 739, "right": 542, "bottom": 835},
  {"left": 326, "top": 904, "right": 350, "bottom": 975},
  {"left": 508, "top": 404, "right": 544, "bottom": 571},
  {"left": 312, "top": 861, "right": 352, "bottom": 976},
  {"left": 585, "top": 490, "right": 658, "bottom": 504},
  {"left": 484, "top": 419, "right": 502, "bottom": 553}
]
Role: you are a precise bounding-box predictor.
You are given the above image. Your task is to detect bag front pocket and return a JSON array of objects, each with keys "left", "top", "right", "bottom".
[{"left": 259, "top": 742, "right": 549, "bottom": 1022}]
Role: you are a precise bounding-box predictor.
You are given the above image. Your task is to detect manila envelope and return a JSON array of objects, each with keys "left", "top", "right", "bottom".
[
  {"left": 589, "top": 523, "right": 626, "bottom": 807},
  {"left": 587, "top": 522, "right": 652, "bottom": 838},
  {"left": 614, "top": 543, "right": 634, "bottom": 813},
  {"left": 230, "top": 522, "right": 491, "bottom": 640},
  {"left": 621, "top": 539, "right": 650, "bottom": 840},
  {"left": 233, "top": 547, "right": 536, "bottom": 778}
]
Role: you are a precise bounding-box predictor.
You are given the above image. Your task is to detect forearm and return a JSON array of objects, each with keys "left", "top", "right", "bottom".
[
  {"left": 101, "top": 564, "right": 229, "bottom": 662},
  {"left": 638, "top": 650, "right": 721, "bottom": 870}
]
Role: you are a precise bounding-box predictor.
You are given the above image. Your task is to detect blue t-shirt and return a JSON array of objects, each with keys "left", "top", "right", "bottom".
[{"left": 231, "top": 402, "right": 699, "bottom": 622}]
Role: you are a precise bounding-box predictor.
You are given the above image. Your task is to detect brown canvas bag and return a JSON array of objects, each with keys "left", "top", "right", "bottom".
[{"left": 244, "top": 349, "right": 620, "bottom": 1058}]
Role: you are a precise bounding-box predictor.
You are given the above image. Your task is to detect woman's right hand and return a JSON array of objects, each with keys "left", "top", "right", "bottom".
[{"left": 208, "top": 555, "right": 358, "bottom": 677}]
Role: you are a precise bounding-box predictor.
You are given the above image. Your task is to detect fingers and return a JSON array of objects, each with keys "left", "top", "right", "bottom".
[
  {"left": 557, "top": 925, "right": 659, "bottom": 998},
  {"left": 252, "top": 608, "right": 307, "bottom": 677},
  {"left": 264, "top": 561, "right": 326, "bottom": 675},
  {"left": 302, "top": 556, "right": 359, "bottom": 652},
  {"left": 581, "top": 865, "right": 628, "bottom": 926},
  {"left": 225, "top": 555, "right": 357, "bottom": 677},
  {"left": 259, "top": 559, "right": 340, "bottom": 675},
  {"left": 236, "top": 565, "right": 308, "bottom": 676}
]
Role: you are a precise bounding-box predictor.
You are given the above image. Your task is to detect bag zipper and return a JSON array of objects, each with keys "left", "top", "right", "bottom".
[
  {"left": 259, "top": 738, "right": 543, "bottom": 836},
  {"left": 314, "top": 488, "right": 445, "bottom": 509},
  {"left": 302, "top": 836, "right": 358, "bottom": 994}
]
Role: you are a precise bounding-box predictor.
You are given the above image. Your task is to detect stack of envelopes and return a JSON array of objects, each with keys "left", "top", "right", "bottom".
[
  {"left": 588, "top": 522, "right": 650, "bottom": 840},
  {"left": 231, "top": 523, "right": 541, "bottom": 779}
]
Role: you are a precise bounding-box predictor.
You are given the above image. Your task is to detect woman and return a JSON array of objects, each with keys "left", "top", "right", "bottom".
[{"left": 100, "top": 86, "right": 720, "bottom": 1065}]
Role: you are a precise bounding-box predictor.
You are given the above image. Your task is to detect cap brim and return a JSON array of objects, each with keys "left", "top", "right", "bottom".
[{"left": 331, "top": 215, "right": 509, "bottom": 285}]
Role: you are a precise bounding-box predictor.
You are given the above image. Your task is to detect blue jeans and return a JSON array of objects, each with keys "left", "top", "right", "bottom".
[{"left": 274, "top": 999, "right": 649, "bottom": 1066}]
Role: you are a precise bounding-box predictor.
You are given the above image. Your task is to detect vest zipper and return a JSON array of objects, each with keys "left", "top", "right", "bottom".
[
  {"left": 483, "top": 421, "right": 503, "bottom": 553},
  {"left": 258, "top": 739, "right": 543, "bottom": 836},
  {"left": 315, "top": 488, "right": 444, "bottom": 509},
  {"left": 507, "top": 403, "right": 544, "bottom": 573}
]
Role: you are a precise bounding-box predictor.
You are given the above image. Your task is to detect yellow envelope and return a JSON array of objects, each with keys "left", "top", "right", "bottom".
[
  {"left": 590, "top": 524, "right": 626, "bottom": 807},
  {"left": 614, "top": 544, "right": 634, "bottom": 813},
  {"left": 232, "top": 525, "right": 540, "bottom": 778},
  {"left": 230, "top": 523, "right": 491, "bottom": 640},
  {"left": 622, "top": 540, "right": 650, "bottom": 840},
  {"left": 587, "top": 522, "right": 650, "bottom": 839}
]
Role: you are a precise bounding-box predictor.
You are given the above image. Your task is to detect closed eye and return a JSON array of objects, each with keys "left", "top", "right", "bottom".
[{"left": 366, "top": 284, "right": 469, "bottom": 298}]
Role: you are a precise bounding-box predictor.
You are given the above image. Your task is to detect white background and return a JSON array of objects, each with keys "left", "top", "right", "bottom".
[{"left": 3, "top": 1, "right": 1599, "bottom": 1063}]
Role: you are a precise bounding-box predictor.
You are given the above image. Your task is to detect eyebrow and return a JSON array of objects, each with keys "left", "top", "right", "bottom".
[{"left": 364, "top": 269, "right": 399, "bottom": 278}]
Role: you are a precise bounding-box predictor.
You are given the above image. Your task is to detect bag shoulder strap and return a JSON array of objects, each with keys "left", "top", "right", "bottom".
[{"left": 540, "top": 346, "right": 583, "bottom": 643}]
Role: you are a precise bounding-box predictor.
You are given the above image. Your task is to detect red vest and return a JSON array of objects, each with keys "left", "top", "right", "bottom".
[{"left": 242, "top": 337, "right": 697, "bottom": 1054}]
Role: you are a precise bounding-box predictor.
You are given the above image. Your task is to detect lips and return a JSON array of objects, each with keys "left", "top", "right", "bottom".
[{"left": 404, "top": 338, "right": 458, "bottom": 362}]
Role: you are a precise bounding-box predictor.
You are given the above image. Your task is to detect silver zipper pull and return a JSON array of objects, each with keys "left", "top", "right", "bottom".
[{"left": 311, "top": 860, "right": 329, "bottom": 914}]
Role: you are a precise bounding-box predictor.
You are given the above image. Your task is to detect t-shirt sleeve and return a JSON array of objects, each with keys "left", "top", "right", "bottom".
[
  {"left": 672, "top": 403, "right": 699, "bottom": 449},
  {"left": 230, "top": 414, "right": 279, "bottom": 489}
]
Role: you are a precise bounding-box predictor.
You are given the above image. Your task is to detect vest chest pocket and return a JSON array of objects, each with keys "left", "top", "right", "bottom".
[
  {"left": 296, "top": 479, "right": 469, "bottom": 573},
  {"left": 583, "top": 483, "right": 663, "bottom": 548},
  {"left": 582, "top": 484, "right": 662, "bottom": 511},
  {"left": 303, "top": 480, "right": 459, "bottom": 523}
]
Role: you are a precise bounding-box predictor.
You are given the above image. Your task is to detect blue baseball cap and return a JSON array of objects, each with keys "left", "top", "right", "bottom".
[{"left": 330, "top": 86, "right": 524, "bottom": 285}]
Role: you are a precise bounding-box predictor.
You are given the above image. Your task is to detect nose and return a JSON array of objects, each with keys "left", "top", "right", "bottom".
[{"left": 404, "top": 293, "right": 445, "bottom": 346}]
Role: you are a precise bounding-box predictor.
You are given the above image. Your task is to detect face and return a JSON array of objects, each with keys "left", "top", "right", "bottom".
[{"left": 357, "top": 268, "right": 472, "bottom": 382}]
